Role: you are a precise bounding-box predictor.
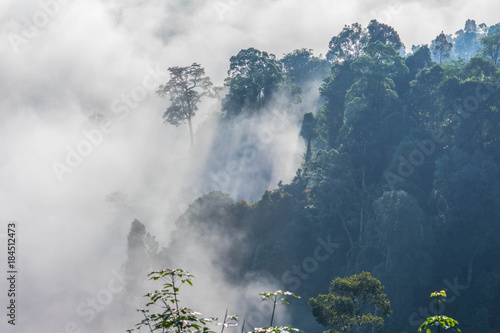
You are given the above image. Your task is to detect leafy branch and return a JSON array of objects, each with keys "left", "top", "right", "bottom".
[
  {"left": 129, "top": 268, "right": 213, "bottom": 333},
  {"left": 418, "top": 290, "right": 460, "bottom": 333}
]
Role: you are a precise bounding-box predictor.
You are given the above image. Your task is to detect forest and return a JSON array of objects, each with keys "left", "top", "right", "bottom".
[{"left": 121, "top": 19, "right": 500, "bottom": 333}]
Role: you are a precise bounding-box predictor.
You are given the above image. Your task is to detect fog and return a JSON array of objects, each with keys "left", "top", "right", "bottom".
[{"left": 1, "top": 0, "right": 499, "bottom": 332}]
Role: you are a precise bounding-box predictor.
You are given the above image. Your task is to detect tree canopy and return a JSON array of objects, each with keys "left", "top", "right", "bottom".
[{"left": 309, "top": 272, "right": 392, "bottom": 333}]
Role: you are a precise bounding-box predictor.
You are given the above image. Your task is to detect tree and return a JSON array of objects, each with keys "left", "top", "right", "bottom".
[
  {"left": 222, "top": 48, "right": 286, "bottom": 117},
  {"left": 368, "top": 191, "right": 433, "bottom": 330},
  {"left": 407, "top": 64, "right": 445, "bottom": 129},
  {"left": 281, "top": 48, "right": 330, "bottom": 87},
  {"left": 480, "top": 31, "right": 500, "bottom": 66},
  {"left": 462, "top": 56, "right": 498, "bottom": 79},
  {"left": 433, "top": 148, "right": 500, "bottom": 288},
  {"left": 453, "top": 19, "right": 486, "bottom": 60},
  {"left": 327, "top": 23, "right": 369, "bottom": 63},
  {"left": 339, "top": 41, "right": 408, "bottom": 187},
  {"left": 318, "top": 60, "right": 355, "bottom": 147},
  {"left": 367, "top": 20, "right": 403, "bottom": 51},
  {"left": 431, "top": 32, "right": 453, "bottom": 63},
  {"left": 309, "top": 272, "right": 392, "bottom": 333},
  {"left": 405, "top": 45, "right": 433, "bottom": 75},
  {"left": 300, "top": 112, "right": 316, "bottom": 162},
  {"left": 157, "top": 63, "right": 214, "bottom": 146}
]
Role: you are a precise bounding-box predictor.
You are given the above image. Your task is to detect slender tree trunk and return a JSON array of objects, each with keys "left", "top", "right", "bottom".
[
  {"left": 306, "top": 139, "right": 312, "bottom": 162},
  {"left": 187, "top": 115, "right": 194, "bottom": 147},
  {"left": 466, "top": 252, "right": 477, "bottom": 288},
  {"left": 437, "top": 295, "right": 440, "bottom": 333},
  {"left": 371, "top": 309, "right": 379, "bottom": 333},
  {"left": 384, "top": 245, "right": 391, "bottom": 274},
  {"left": 359, "top": 207, "right": 364, "bottom": 242},
  {"left": 338, "top": 212, "right": 353, "bottom": 248},
  {"left": 359, "top": 146, "right": 366, "bottom": 242}
]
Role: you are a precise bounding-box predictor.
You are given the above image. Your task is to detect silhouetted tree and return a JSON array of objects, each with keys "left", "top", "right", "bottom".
[
  {"left": 327, "top": 23, "right": 369, "bottom": 63},
  {"left": 300, "top": 112, "right": 316, "bottom": 162},
  {"left": 367, "top": 19, "right": 403, "bottom": 51},
  {"left": 157, "top": 63, "right": 214, "bottom": 146},
  {"left": 431, "top": 32, "right": 453, "bottom": 63},
  {"left": 480, "top": 31, "right": 500, "bottom": 66}
]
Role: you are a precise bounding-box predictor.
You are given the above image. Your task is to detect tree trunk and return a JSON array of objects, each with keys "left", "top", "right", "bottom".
[
  {"left": 306, "top": 139, "right": 312, "bottom": 162},
  {"left": 187, "top": 115, "right": 194, "bottom": 147},
  {"left": 384, "top": 245, "right": 391, "bottom": 274},
  {"left": 359, "top": 205, "right": 364, "bottom": 242},
  {"left": 338, "top": 212, "right": 353, "bottom": 248},
  {"left": 466, "top": 252, "right": 477, "bottom": 288},
  {"left": 371, "top": 309, "right": 379, "bottom": 333},
  {"left": 360, "top": 146, "right": 366, "bottom": 242}
]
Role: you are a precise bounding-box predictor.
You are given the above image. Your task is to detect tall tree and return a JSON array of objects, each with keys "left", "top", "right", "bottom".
[
  {"left": 319, "top": 60, "right": 355, "bottom": 147},
  {"left": 407, "top": 64, "right": 445, "bottom": 129},
  {"left": 222, "top": 48, "right": 286, "bottom": 117},
  {"left": 433, "top": 148, "right": 500, "bottom": 289},
  {"left": 327, "top": 23, "right": 369, "bottom": 63},
  {"left": 431, "top": 32, "right": 453, "bottom": 63},
  {"left": 480, "top": 30, "right": 500, "bottom": 66},
  {"left": 300, "top": 112, "right": 317, "bottom": 162},
  {"left": 367, "top": 19, "right": 403, "bottom": 51},
  {"left": 369, "top": 191, "right": 433, "bottom": 330},
  {"left": 157, "top": 63, "right": 214, "bottom": 146},
  {"left": 309, "top": 272, "right": 392, "bottom": 333},
  {"left": 453, "top": 19, "right": 486, "bottom": 60}
]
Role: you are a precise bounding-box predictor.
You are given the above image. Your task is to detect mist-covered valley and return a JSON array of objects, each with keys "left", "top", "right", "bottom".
[{"left": 1, "top": 1, "right": 500, "bottom": 333}]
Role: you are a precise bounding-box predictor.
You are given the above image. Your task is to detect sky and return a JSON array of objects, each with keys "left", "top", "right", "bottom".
[{"left": 0, "top": 0, "right": 499, "bottom": 332}]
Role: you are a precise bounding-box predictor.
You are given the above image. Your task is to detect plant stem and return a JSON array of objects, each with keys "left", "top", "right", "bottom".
[
  {"left": 270, "top": 295, "right": 277, "bottom": 326},
  {"left": 221, "top": 309, "right": 228, "bottom": 333},
  {"left": 437, "top": 294, "right": 440, "bottom": 333},
  {"left": 171, "top": 274, "right": 182, "bottom": 333}
]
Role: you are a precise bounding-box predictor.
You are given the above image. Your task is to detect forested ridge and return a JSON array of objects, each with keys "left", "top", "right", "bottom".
[{"left": 123, "top": 19, "right": 500, "bottom": 333}]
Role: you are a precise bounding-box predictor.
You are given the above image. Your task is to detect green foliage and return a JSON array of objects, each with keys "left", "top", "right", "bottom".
[
  {"left": 139, "top": 19, "right": 500, "bottom": 333},
  {"left": 480, "top": 30, "right": 500, "bottom": 65},
  {"left": 259, "top": 290, "right": 301, "bottom": 305},
  {"left": 406, "top": 45, "right": 433, "bottom": 75},
  {"left": 130, "top": 269, "right": 212, "bottom": 333},
  {"left": 367, "top": 19, "right": 403, "bottom": 51},
  {"left": 309, "top": 272, "right": 391, "bottom": 333},
  {"left": 222, "top": 48, "right": 286, "bottom": 116},
  {"left": 281, "top": 48, "right": 330, "bottom": 86},
  {"left": 418, "top": 291, "right": 461, "bottom": 333},
  {"left": 327, "top": 23, "right": 368, "bottom": 63},
  {"left": 453, "top": 19, "right": 486, "bottom": 61}
]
